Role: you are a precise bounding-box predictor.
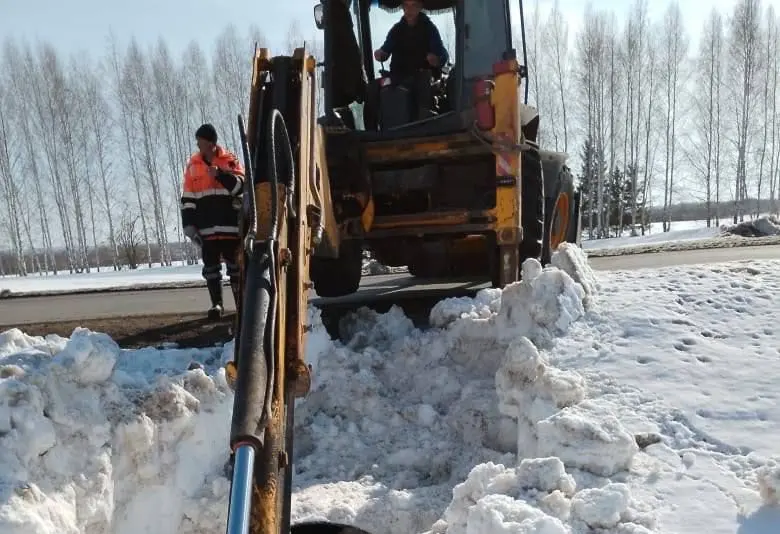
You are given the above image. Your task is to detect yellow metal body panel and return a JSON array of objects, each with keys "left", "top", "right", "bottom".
[
  {"left": 487, "top": 59, "right": 521, "bottom": 245},
  {"left": 363, "top": 132, "right": 489, "bottom": 164},
  {"left": 253, "top": 182, "right": 289, "bottom": 238},
  {"left": 361, "top": 197, "right": 375, "bottom": 232},
  {"left": 313, "top": 126, "right": 341, "bottom": 256}
]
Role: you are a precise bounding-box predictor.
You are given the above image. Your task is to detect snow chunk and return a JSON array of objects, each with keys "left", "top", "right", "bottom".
[
  {"left": 495, "top": 337, "right": 586, "bottom": 461},
  {"left": 465, "top": 493, "right": 569, "bottom": 534},
  {"left": 429, "top": 288, "right": 502, "bottom": 328},
  {"left": 0, "top": 329, "right": 67, "bottom": 359},
  {"left": 50, "top": 328, "right": 118, "bottom": 384},
  {"left": 550, "top": 243, "right": 599, "bottom": 309},
  {"left": 440, "top": 462, "right": 570, "bottom": 534},
  {"left": 429, "top": 250, "right": 594, "bottom": 347},
  {"left": 536, "top": 402, "right": 639, "bottom": 477},
  {"left": 758, "top": 461, "right": 780, "bottom": 505},
  {"left": 494, "top": 260, "right": 585, "bottom": 348},
  {"left": 516, "top": 458, "right": 576, "bottom": 496},
  {"left": 570, "top": 483, "right": 631, "bottom": 528},
  {"left": 438, "top": 460, "right": 645, "bottom": 534},
  {"left": 493, "top": 334, "right": 636, "bottom": 478}
]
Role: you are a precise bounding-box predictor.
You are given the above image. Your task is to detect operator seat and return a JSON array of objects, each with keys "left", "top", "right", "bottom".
[{"left": 363, "top": 69, "right": 436, "bottom": 131}]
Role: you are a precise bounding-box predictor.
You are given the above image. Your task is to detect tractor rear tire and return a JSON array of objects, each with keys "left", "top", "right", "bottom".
[
  {"left": 310, "top": 240, "right": 363, "bottom": 297},
  {"left": 542, "top": 165, "right": 575, "bottom": 265},
  {"left": 519, "top": 145, "right": 545, "bottom": 263}
]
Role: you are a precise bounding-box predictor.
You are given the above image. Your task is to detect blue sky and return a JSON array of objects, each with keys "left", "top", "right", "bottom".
[{"left": 2, "top": 0, "right": 775, "bottom": 61}]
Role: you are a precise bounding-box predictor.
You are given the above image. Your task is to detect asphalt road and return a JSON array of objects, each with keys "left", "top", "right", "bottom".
[{"left": 3, "top": 244, "right": 780, "bottom": 326}]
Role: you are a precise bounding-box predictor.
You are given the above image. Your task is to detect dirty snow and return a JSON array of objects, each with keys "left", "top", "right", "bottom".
[
  {"left": 0, "top": 244, "right": 778, "bottom": 533},
  {"left": 723, "top": 215, "right": 780, "bottom": 238}
]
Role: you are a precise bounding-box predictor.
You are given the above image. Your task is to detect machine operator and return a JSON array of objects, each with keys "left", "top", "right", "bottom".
[{"left": 373, "top": 0, "right": 449, "bottom": 82}]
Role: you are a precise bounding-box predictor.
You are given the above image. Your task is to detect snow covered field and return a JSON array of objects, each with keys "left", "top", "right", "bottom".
[
  {"left": 580, "top": 219, "right": 722, "bottom": 251},
  {"left": 0, "top": 261, "right": 206, "bottom": 296},
  {"left": 0, "top": 258, "right": 402, "bottom": 297},
  {"left": 2, "top": 216, "right": 779, "bottom": 297},
  {"left": 0, "top": 244, "right": 778, "bottom": 533}
]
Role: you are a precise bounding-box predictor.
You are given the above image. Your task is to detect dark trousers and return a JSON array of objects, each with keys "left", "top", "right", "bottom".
[{"left": 201, "top": 238, "right": 241, "bottom": 308}]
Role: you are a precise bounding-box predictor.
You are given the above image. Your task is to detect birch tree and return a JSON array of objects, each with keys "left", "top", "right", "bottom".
[
  {"left": 81, "top": 57, "right": 120, "bottom": 269},
  {"left": 756, "top": 6, "right": 776, "bottom": 215},
  {"left": 728, "top": 0, "right": 762, "bottom": 222},
  {"left": 2, "top": 41, "right": 57, "bottom": 272},
  {"left": 107, "top": 33, "right": 153, "bottom": 268},
  {"left": 543, "top": 0, "right": 570, "bottom": 152},
  {"left": 687, "top": 10, "right": 725, "bottom": 226},
  {"left": 123, "top": 39, "right": 171, "bottom": 266},
  {"left": 660, "top": 2, "right": 688, "bottom": 231},
  {"left": 0, "top": 78, "right": 25, "bottom": 274}
]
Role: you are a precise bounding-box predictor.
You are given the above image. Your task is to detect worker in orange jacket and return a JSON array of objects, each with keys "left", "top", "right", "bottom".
[{"left": 181, "top": 123, "right": 245, "bottom": 320}]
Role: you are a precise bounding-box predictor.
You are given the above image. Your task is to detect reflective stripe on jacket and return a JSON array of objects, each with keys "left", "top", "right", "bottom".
[{"left": 181, "top": 146, "right": 245, "bottom": 240}]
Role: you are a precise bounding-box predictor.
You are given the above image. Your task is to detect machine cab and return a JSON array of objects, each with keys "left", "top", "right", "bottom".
[{"left": 313, "top": 0, "right": 528, "bottom": 139}]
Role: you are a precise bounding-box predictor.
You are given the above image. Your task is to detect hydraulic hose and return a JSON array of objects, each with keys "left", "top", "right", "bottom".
[
  {"left": 238, "top": 115, "right": 257, "bottom": 254},
  {"left": 258, "top": 107, "right": 295, "bottom": 430},
  {"left": 227, "top": 107, "right": 292, "bottom": 534},
  {"left": 228, "top": 49, "right": 300, "bottom": 532}
]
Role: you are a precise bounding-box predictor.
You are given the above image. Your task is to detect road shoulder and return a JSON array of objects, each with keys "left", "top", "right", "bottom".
[{"left": 12, "top": 313, "right": 236, "bottom": 349}]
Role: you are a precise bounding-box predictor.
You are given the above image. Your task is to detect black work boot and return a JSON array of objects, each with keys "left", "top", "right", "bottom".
[{"left": 206, "top": 278, "right": 224, "bottom": 320}]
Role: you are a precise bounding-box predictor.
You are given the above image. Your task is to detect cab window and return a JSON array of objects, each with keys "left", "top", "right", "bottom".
[
  {"left": 462, "top": 0, "right": 510, "bottom": 79},
  {"left": 368, "top": 6, "right": 456, "bottom": 78}
]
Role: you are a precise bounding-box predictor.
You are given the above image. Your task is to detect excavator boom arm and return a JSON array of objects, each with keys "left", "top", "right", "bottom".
[{"left": 224, "top": 47, "right": 317, "bottom": 534}]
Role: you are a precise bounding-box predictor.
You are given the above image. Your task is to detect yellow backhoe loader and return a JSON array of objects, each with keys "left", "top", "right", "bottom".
[{"left": 222, "top": 1, "right": 582, "bottom": 533}]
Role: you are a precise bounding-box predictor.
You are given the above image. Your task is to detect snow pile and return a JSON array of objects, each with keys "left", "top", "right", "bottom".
[
  {"left": 292, "top": 247, "right": 650, "bottom": 533},
  {"left": 429, "top": 246, "right": 595, "bottom": 353},
  {"left": 0, "top": 244, "right": 651, "bottom": 533},
  {"left": 495, "top": 334, "right": 638, "bottom": 477},
  {"left": 722, "top": 215, "right": 780, "bottom": 237},
  {"left": 430, "top": 460, "right": 652, "bottom": 534},
  {"left": 0, "top": 327, "right": 241, "bottom": 534}
]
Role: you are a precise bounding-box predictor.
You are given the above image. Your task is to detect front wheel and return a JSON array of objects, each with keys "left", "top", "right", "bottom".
[
  {"left": 542, "top": 165, "right": 575, "bottom": 265},
  {"left": 310, "top": 240, "right": 363, "bottom": 297}
]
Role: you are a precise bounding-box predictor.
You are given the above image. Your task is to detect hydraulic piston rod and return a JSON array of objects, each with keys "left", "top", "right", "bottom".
[{"left": 226, "top": 444, "right": 257, "bottom": 534}]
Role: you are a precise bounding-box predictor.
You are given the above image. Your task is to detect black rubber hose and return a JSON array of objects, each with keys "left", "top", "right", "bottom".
[
  {"left": 229, "top": 114, "right": 268, "bottom": 449},
  {"left": 237, "top": 114, "right": 257, "bottom": 251},
  {"left": 229, "top": 247, "right": 272, "bottom": 449},
  {"left": 266, "top": 108, "right": 287, "bottom": 241},
  {"left": 257, "top": 108, "right": 293, "bottom": 427},
  {"left": 229, "top": 107, "right": 289, "bottom": 446},
  {"left": 519, "top": 0, "right": 530, "bottom": 105}
]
